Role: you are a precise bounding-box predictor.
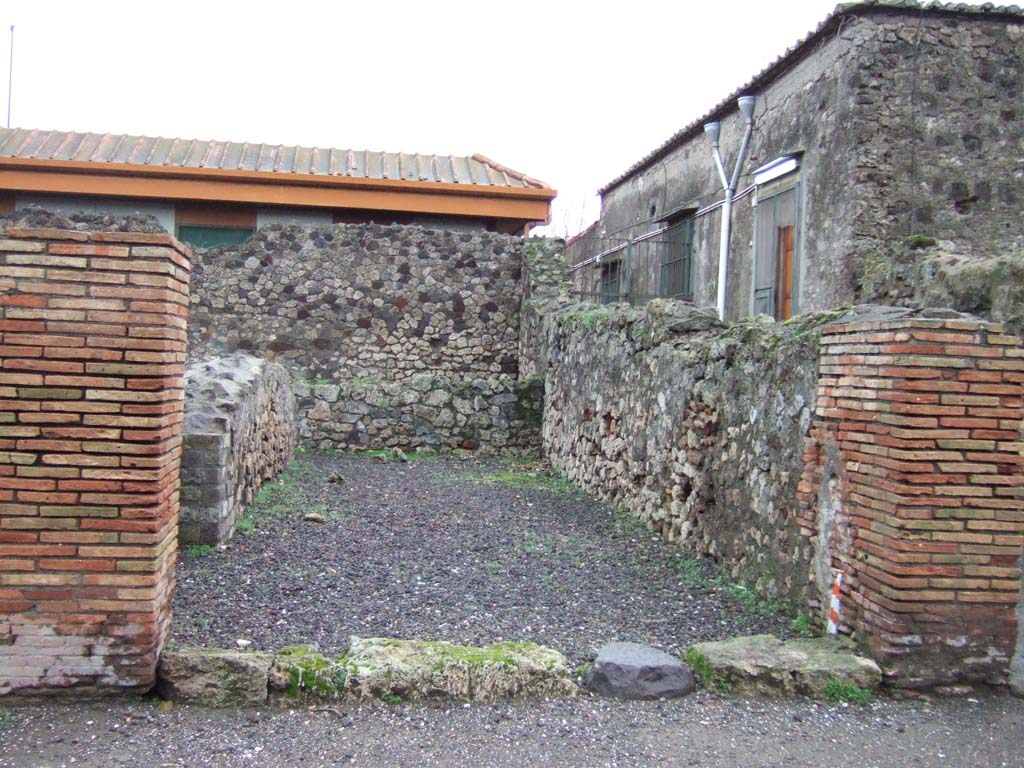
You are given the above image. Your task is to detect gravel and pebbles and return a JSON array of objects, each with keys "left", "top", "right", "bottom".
[
  {"left": 171, "top": 452, "right": 794, "bottom": 663},
  {"left": 2, "top": 691, "right": 1022, "bottom": 767},
  {"left": 3, "top": 452, "right": 1022, "bottom": 767}
]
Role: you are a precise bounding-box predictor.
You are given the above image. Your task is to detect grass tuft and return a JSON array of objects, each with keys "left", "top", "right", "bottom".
[
  {"left": 791, "top": 613, "right": 814, "bottom": 634},
  {"left": 468, "top": 465, "right": 578, "bottom": 495},
  {"left": 684, "top": 648, "right": 712, "bottom": 683},
  {"left": 240, "top": 459, "right": 319, "bottom": 533},
  {"left": 823, "top": 678, "right": 872, "bottom": 704}
]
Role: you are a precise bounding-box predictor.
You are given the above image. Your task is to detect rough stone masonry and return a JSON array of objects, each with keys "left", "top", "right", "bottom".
[
  {"left": 180, "top": 355, "right": 297, "bottom": 545},
  {"left": 188, "top": 224, "right": 552, "bottom": 452},
  {"left": 524, "top": 250, "right": 1024, "bottom": 688}
]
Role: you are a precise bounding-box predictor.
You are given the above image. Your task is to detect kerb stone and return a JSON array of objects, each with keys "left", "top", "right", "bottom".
[{"left": 157, "top": 647, "right": 273, "bottom": 706}]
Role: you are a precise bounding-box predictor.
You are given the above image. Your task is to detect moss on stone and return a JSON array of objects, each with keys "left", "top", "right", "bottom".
[
  {"left": 345, "top": 637, "right": 576, "bottom": 702},
  {"left": 565, "top": 305, "right": 617, "bottom": 328},
  {"left": 856, "top": 250, "right": 897, "bottom": 298},
  {"left": 905, "top": 234, "right": 937, "bottom": 250},
  {"left": 273, "top": 645, "right": 349, "bottom": 699}
]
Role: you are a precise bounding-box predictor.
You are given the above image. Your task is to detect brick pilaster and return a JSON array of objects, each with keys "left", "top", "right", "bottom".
[
  {"left": 0, "top": 228, "right": 191, "bottom": 695},
  {"left": 798, "top": 317, "right": 1023, "bottom": 687}
]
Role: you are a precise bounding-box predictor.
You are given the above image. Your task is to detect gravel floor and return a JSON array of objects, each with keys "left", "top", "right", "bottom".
[
  {"left": 5, "top": 453, "right": 1023, "bottom": 767},
  {"left": 172, "top": 452, "right": 794, "bottom": 663},
  {"left": 2, "top": 691, "right": 1022, "bottom": 768}
]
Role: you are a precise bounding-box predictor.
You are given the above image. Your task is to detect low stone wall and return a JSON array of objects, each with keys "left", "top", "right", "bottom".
[
  {"left": 534, "top": 292, "right": 1023, "bottom": 687},
  {"left": 541, "top": 300, "right": 826, "bottom": 608},
  {"left": 295, "top": 372, "right": 541, "bottom": 453},
  {"left": 180, "top": 356, "right": 297, "bottom": 545}
]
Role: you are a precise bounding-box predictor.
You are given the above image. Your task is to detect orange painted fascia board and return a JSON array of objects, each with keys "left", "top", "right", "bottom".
[
  {"left": 176, "top": 203, "right": 257, "bottom": 228},
  {"left": 0, "top": 157, "right": 555, "bottom": 222}
]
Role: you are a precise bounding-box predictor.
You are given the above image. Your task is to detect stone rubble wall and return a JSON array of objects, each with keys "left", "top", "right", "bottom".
[
  {"left": 848, "top": 12, "right": 1024, "bottom": 301},
  {"left": 518, "top": 240, "right": 573, "bottom": 381},
  {"left": 189, "top": 223, "right": 551, "bottom": 452},
  {"left": 0, "top": 224, "right": 191, "bottom": 697},
  {"left": 535, "top": 290, "right": 1023, "bottom": 687},
  {"left": 295, "top": 372, "right": 541, "bottom": 454},
  {"left": 180, "top": 355, "right": 297, "bottom": 545},
  {"left": 541, "top": 299, "right": 826, "bottom": 608}
]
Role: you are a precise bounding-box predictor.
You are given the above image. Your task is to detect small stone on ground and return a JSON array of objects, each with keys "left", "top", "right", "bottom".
[{"left": 584, "top": 642, "right": 696, "bottom": 700}]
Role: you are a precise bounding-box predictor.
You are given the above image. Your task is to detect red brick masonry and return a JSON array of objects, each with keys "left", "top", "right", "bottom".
[
  {"left": 0, "top": 228, "right": 191, "bottom": 695},
  {"left": 799, "top": 318, "right": 1023, "bottom": 687}
]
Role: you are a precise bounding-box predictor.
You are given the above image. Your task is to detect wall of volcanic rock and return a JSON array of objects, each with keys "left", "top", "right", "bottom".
[{"left": 188, "top": 224, "right": 547, "bottom": 452}]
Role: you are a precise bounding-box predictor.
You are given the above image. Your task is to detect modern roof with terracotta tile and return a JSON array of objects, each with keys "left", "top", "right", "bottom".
[{"left": 0, "top": 128, "right": 550, "bottom": 190}]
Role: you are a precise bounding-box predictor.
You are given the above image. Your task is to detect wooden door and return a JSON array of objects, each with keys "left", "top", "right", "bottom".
[{"left": 775, "top": 225, "right": 795, "bottom": 321}]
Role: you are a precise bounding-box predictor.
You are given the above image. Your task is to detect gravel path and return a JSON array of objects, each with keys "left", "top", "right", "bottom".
[
  {"left": 2, "top": 691, "right": 1022, "bottom": 767},
  {"left": 172, "top": 453, "right": 793, "bottom": 663},
  {"left": 5, "top": 453, "right": 1023, "bottom": 767}
]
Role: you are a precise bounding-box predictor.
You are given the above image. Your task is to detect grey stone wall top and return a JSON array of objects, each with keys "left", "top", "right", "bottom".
[
  {"left": 1, "top": 207, "right": 167, "bottom": 234},
  {"left": 185, "top": 354, "right": 272, "bottom": 434}
]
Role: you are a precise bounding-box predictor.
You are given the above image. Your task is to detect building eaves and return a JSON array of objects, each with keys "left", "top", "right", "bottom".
[
  {"left": 0, "top": 128, "right": 552, "bottom": 191},
  {"left": 598, "top": 0, "right": 1024, "bottom": 195}
]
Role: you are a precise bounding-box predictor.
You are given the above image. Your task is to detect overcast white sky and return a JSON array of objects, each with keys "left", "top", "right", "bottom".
[{"left": 0, "top": 1, "right": 976, "bottom": 236}]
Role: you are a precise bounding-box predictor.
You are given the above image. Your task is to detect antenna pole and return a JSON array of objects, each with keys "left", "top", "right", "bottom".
[{"left": 6, "top": 26, "right": 12, "bottom": 129}]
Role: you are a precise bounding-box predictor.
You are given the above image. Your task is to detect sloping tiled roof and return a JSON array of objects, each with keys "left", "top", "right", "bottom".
[
  {"left": 599, "top": 0, "right": 1024, "bottom": 194},
  {"left": 0, "top": 127, "right": 550, "bottom": 190}
]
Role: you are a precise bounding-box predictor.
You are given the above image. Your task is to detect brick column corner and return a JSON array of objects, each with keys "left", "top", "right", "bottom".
[
  {"left": 0, "top": 227, "right": 191, "bottom": 696},
  {"left": 798, "top": 316, "right": 1023, "bottom": 688}
]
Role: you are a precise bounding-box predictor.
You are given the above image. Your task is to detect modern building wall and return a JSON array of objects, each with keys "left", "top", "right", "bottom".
[{"left": 579, "top": 6, "right": 1024, "bottom": 322}]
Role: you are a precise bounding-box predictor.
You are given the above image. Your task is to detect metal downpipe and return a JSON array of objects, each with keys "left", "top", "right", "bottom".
[
  {"left": 716, "top": 189, "right": 733, "bottom": 319},
  {"left": 705, "top": 95, "right": 756, "bottom": 320}
]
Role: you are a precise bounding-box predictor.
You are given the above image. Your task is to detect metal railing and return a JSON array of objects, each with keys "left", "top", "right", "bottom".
[{"left": 566, "top": 219, "right": 695, "bottom": 306}]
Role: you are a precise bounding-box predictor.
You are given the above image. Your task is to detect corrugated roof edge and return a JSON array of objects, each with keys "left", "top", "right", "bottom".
[
  {"left": 598, "top": 0, "right": 1024, "bottom": 195},
  {"left": 0, "top": 127, "right": 552, "bottom": 191},
  {"left": 472, "top": 153, "right": 552, "bottom": 190}
]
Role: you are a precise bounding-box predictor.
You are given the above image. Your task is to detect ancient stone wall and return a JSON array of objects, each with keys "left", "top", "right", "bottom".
[
  {"left": 518, "top": 239, "right": 573, "bottom": 381},
  {"left": 849, "top": 10, "right": 1024, "bottom": 300},
  {"left": 189, "top": 223, "right": 545, "bottom": 452},
  {"left": 0, "top": 225, "right": 190, "bottom": 696},
  {"left": 541, "top": 299, "right": 825, "bottom": 608},
  {"left": 180, "top": 356, "right": 297, "bottom": 545},
  {"left": 798, "top": 316, "right": 1024, "bottom": 688},
  {"left": 536, "top": 292, "right": 1023, "bottom": 687},
  {"left": 188, "top": 223, "right": 524, "bottom": 382},
  {"left": 293, "top": 373, "right": 542, "bottom": 453}
]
